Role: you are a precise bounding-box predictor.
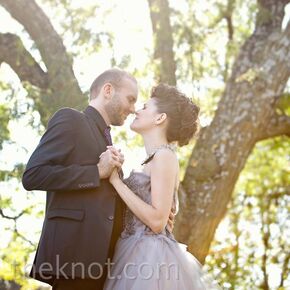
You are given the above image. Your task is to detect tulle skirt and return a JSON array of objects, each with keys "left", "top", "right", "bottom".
[{"left": 104, "top": 232, "right": 222, "bottom": 290}]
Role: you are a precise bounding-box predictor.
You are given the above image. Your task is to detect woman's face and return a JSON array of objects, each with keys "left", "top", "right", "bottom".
[{"left": 130, "top": 98, "right": 160, "bottom": 133}]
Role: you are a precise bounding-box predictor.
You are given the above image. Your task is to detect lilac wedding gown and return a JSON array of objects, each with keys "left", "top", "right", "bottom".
[{"left": 104, "top": 170, "right": 222, "bottom": 290}]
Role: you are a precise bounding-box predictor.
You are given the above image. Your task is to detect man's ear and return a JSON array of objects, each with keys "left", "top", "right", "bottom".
[
  {"left": 156, "top": 113, "right": 167, "bottom": 125},
  {"left": 103, "top": 83, "right": 115, "bottom": 100}
]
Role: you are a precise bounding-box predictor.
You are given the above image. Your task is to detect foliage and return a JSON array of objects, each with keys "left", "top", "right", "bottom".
[
  {"left": 206, "top": 137, "right": 290, "bottom": 289},
  {"left": 0, "top": 88, "right": 10, "bottom": 150},
  {"left": 171, "top": 0, "right": 257, "bottom": 118}
]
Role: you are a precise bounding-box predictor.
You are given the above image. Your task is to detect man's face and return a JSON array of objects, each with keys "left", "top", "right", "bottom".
[{"left": 105, "top": 78, "right": 138, "bottom": 126}]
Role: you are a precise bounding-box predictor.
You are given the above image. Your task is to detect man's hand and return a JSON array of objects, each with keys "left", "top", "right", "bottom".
[
  {"left": 167, "top": 210, "right": 175, "bottom": 233},
  {"left": 106, "top": 146, "right": 124, "bottom": 166},
  {"left": 97, "top": 147, "right": 123, "bottom": 179}
]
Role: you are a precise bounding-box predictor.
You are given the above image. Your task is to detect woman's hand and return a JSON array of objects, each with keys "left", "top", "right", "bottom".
[{"left": 109, "top": 168, "right": 120, "bottom": 185}]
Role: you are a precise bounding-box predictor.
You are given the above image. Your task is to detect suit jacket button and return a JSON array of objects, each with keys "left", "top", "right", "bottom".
[{"left": 108, "top": 216, "right": 114, "bottom": 221}]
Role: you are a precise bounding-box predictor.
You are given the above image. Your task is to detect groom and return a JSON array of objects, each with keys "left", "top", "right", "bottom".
[{"left": 22, "top": 68, "right": 138, "bottom": 290}]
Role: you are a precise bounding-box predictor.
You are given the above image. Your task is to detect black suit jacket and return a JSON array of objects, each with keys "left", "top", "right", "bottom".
[{"left": 22, "top": 106, "right": 124, "bottom": 285}]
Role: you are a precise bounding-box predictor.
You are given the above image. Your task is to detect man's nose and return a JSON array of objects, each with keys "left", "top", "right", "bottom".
[{"left": 129, "top": 104, "right": 136, "bottom": 114}]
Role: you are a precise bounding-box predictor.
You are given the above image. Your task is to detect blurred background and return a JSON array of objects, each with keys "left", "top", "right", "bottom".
[{"left": 0, "top": 0, "right": 289, "bottom": 289}]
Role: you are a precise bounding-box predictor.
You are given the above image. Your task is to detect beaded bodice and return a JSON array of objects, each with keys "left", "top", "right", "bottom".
[{"left": 121, "top": 170, "right": 178, "bottom": 240}]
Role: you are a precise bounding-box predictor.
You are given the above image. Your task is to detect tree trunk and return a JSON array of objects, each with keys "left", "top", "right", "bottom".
[
  {"left": 175, "top": 0, "right": 290, "bottom": 264},
  {"left": 147, "top": 0, "right": 177, "bottom": 85}
]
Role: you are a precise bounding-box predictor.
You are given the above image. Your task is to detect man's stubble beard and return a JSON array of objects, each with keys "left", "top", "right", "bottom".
[{"left": 105, "top": 95, "right": 124, "bottom": 126}]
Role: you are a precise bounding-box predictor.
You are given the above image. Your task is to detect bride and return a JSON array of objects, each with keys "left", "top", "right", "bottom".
[{"left": 104, "top": 83, "right": 222, "bottom": 289}]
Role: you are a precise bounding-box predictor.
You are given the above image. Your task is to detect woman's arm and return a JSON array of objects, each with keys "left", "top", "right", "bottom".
[{"left": 110, "top": 149, "right": 178, "bottom": 233}]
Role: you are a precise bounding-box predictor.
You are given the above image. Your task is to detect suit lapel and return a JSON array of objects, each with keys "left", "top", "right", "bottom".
[{"left": 85, "top": 115, "right": 107, "bottom": 152}]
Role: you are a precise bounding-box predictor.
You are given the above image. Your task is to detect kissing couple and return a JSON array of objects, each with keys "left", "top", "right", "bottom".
[{"left": 23, "top": 68, "right": 222, "bottom": 289}]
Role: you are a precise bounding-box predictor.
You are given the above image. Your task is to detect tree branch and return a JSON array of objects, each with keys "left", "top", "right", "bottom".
[
  {"left": 268, "top": 190, "right": 290, "bottom": 199},
  {"left": 0, "top": 208, "right": 26, "bottom": 220},
  {"left": 256, "top": 0, "right": 289, "bottom": 32},
  {"left": 0, "top": 208, "right": 36, "bottom": 247},
  {"left": 225, "top": 0, "right": 235, "bottom": 41},
  {"left": 257, "top": 113, "right": 290, "bottom": 141},
  {"left": 0, "top": 33, "right": 48, "bottom": 89},
  {"left": 14, "top": 226, "right": 36, "bottom": 248},
  {"left": 279, "top": 251, "right": 290, "bottom": 287},
  {"left": 147, "top": 0, "right": 176, "bottom": 85},
  {"left": 0, "top": 0, "right": 69, "bottom": 71},
  {"left": 0, "top": 0, "right": 84, "bottom": 108}
]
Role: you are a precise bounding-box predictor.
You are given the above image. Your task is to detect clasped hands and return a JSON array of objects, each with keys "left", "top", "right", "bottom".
[
  {"left": 97, "top": 146, "right": 124, "bottom": 179},
  {"left": 97, "top": 146, "right": 175, "bottom": 232}
]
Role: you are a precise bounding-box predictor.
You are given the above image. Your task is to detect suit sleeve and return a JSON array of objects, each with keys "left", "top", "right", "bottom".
[{"left": 22, "top": 108, "right": 100, "bottom": 191}]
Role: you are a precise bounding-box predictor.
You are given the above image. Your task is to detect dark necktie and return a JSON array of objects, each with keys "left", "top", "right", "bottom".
[{"left": 104, "top": 126, "right": 112, "bottom": 146}]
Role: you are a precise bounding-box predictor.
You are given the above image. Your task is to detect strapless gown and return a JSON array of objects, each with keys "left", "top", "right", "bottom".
[{"left": 104, "top": 171, "right": 222, "bottom": 289}]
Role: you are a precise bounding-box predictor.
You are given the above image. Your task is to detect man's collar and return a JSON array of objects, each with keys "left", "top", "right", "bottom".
[{"left": 84, "top": 106, "right": 109, "bottom": 132}]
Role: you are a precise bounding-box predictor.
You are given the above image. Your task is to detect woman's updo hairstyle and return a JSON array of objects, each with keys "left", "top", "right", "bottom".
[{"left": 151, "top": 83, "right": 200, "bottom": 147}]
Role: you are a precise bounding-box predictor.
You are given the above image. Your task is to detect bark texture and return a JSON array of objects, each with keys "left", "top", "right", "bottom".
[
  {"left": 175, "top": 0, "right": 290, "bottom": 263},
  {"left": 147, "top": 0, "right": 177, "bottom": 85}
]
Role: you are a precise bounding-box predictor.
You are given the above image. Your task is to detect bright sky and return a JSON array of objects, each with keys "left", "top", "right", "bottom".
[{"left": 0, "top": 0, "right": 154, "bottom": 168}]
